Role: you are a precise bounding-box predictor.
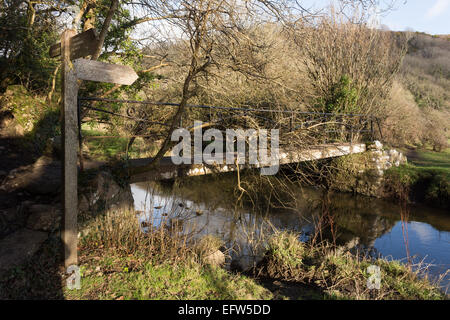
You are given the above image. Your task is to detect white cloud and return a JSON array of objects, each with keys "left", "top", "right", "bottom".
[{"left": 425, "top": 0, "right": 450, "bottom": 19}]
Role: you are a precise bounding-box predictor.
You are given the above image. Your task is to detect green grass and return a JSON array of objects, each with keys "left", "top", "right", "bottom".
[
  {"left": 64, "top": 203, "right": 448, "bottom": 301},
  {"left": 65, "top": 234, "right": 447, "bottom": 300},
  {"left": 64, "top": 251, "right": 273, "bottom": 300},
  {"left": 385, "top": 147, "right": 450, "bottom": 209},
  {"left": 82, "top": 129, "right": 130, "bottom": 160},
  {"left": 81, "top": 128, "right": 157, "bottom": 161},
  {"left": 386, "top": 164, "right": 449, "bottom": 209},
  {"left": 407, "top": 148, "right": 450, "bottom": 174},
  {"left": 67, "top": 209, "right": 273, "bottom": 300}
]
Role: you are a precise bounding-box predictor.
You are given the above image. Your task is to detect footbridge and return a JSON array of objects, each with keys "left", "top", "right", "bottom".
[
  {"left": 128, "top": 143, "right": 367, "bottom": 183},
  {"left": 77, "top": 97, "right": 381, "bottom": 182}
]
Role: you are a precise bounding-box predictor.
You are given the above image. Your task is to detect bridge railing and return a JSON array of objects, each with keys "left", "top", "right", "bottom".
[{"left": 77, "top": 96, "right": 381, "bottom": 162}]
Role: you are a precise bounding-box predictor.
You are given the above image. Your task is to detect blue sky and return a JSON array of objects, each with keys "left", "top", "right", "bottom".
[
  {"left": 381, "top": 0, "right": 450, "bottom": 34},
  {"left": 301, "top": 0, "right": 449, "bottom": 35}
]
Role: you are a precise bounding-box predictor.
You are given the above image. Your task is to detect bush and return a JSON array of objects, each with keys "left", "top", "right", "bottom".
[
  {"left": 385, "top": 165, "right": 450, "bottom": 209},
  {"left": 266, "top": 231, "right": 304, "bottom": 276},
  {"left": 381, "top": 80, "right": 426, "bottom": 146}
]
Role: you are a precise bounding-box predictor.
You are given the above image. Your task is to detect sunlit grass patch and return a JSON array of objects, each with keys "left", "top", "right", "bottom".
[
  {"left": 68, "top": 207, "right": 272, "bottom": 300},
  {"left": 81, "top": 128, "right": 158, "bottom": 161},
  {"left": 409, "top": 148, "right": 450, "bottom": 173},
  {"left": 266, "top": 231, "right": 304, "bottom": 276},
  {"left": 68, "top": 207, "right": 447, "bottom": 300},
  {"left": 64, "top": 249, "right": 273, "bottom": 300}
]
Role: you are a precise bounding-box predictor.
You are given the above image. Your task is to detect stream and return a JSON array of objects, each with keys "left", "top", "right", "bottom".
[{"left": 130, "top": 174, "right": 450, "bottom": 290}]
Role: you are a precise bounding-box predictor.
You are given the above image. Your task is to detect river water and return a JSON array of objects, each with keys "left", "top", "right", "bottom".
[{"left": 130, "top": 174, "right": 450, "bottom": 290}]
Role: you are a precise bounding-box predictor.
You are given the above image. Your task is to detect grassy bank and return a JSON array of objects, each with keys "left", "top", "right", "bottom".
[
  {"left": 65, "top": 249, "right": 272, "bottom": 300},
  {"left": 386, "top": 148, "right": 450, "bottom": 209},
  {"left": 258, "top": 232, "right": 446, "bottom": 300},
  {"left": 65, "top": 209, "right": 273, "bottom": 300},
  {"left": 407, "top": 149, "right": 450, "bottom": 173},
  {"left": 64, "top": 209, "right": 447, "bottom": 300}
]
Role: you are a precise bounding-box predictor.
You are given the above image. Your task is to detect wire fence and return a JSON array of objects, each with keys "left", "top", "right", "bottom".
[{"left": 77, "top": 96, "right": 382, "bottom": 164}]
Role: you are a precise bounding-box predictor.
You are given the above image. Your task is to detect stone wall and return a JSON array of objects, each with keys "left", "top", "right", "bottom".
[{"left": 330, "top": 141, "right": 407, "bottom": 198}]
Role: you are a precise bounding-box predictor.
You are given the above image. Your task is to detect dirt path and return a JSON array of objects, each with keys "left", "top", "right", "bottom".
[{"left": 0, "top": 135, "right": 66, "bottom": 299}]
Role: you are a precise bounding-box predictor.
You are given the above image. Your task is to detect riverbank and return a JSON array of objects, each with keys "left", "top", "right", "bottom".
[
  {"left": 0, "top": 109, "right": 448, "bottom": 299},
  {"left": 62, "top": 209, "right": 447, "bottom": 300},
  {"left": 0, "top": 153, "right": 448, "bottom": 299},
  {"left": 385, "top": 148, "right": 450, "bottom": 209}
]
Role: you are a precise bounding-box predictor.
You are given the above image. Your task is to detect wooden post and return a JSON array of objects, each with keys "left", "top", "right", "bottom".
[
  {"left": 61, "top": 29, "right": 79, "bottom": 268},
  {"left": 49, "top": 28, "right": 138, "bottom": 269}
]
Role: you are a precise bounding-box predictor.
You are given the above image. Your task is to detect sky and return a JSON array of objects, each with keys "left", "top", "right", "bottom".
[
  {"left": 300, "top": 0, "right": 449, "bottom": 35},
  {"left": 381, "top": 0, "right": 450, "bottom": 35}
]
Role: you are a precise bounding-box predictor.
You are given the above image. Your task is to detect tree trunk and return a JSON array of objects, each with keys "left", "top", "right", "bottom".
[{"left": 91, "top": 0, "right": 119, "bottom": 61}]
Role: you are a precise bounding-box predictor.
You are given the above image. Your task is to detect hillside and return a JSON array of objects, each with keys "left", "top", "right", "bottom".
[
  {"left": 402, "top": 32, "right": 450, "bottom": 111},
  {"left": 383, "top": 32, "right": 450, "bottom": 150}
]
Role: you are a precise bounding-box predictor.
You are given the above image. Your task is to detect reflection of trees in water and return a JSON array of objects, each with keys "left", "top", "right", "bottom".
[
  {"left": 134, "top": 177, "right": 398, "bottom": 247},
  {"left": 313, "top": 191, "right": 398, "bottom": 250},
  {"left": 132, "top": 175, "right": 446, "bottom": 266}
]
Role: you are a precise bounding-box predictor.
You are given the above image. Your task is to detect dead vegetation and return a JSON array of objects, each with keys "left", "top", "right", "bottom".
[
  {"left": 253, "top": 230, "right": 447, "bottom": 300},
  {"left": 73, "top": 203, "right": 447, "bottom": 300}
]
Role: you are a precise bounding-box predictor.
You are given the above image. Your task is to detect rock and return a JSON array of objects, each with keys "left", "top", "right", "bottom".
[
  {"left": 0, "top": 204, "right": 30, "bottom": 238},
  {"left": 367, "top": 140, "right": 383, "bottom": 150},
  {"left": 47, "top": 135, "right": 62, "bottom": 156},
  {"left": 204, "top": 250, "right": 225, "bottom": 266},
  {"left": 26, "top": 204, "right": 61, "bottom": 232},
  {"left": 1, "top": 156, "right": 62, "bottom": 194},
  {"left": 230, "top": 255, "right": 263, "bottom": 272},
  {"left": 0, "top": 229, "right": 48, "bottom": 275},
  {"left": 1, "top": 208, "right": 18, "bottom": 222},
  {"left": 78, "top": 194, "right": 90, "bottom": 213},
  {"left": 25, "top": 157, "right": 62, "bottom": 194},
  {"left": 0, "top": 111, "right": 20, "bottom": 137},
  {"left": 78, "top": 170, "right": 134, "bottom": 216},
  {"left": 332, "top": 147, "right": 407, "bottom": 198}
]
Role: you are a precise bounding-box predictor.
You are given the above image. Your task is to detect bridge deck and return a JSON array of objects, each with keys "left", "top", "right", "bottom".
[{"left": 129, "top": 142, "right": 366, "bottom": 183}]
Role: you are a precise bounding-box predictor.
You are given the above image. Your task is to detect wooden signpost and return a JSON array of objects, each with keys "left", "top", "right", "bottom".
[
  {"left": 49, "top": 28, "right": 100, "bottom": 60},
  {"left": 50, "top": 29, "right": 138, "bottom": 268},
  {"left": 73, "top": 59, "right": 138, "bottom": 85}
]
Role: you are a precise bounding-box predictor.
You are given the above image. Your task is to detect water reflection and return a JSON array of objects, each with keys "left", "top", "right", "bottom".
[{"left": 131, "top": 174, "right": 449, "bottom": 289}]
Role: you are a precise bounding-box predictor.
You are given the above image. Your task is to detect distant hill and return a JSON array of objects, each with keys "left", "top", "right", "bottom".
[
  {"left": 382, "top": 31, "right": 449, "bottom": 149},
  {"left": 400, "top": 32, "right": 450, "bottom": 111}
]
